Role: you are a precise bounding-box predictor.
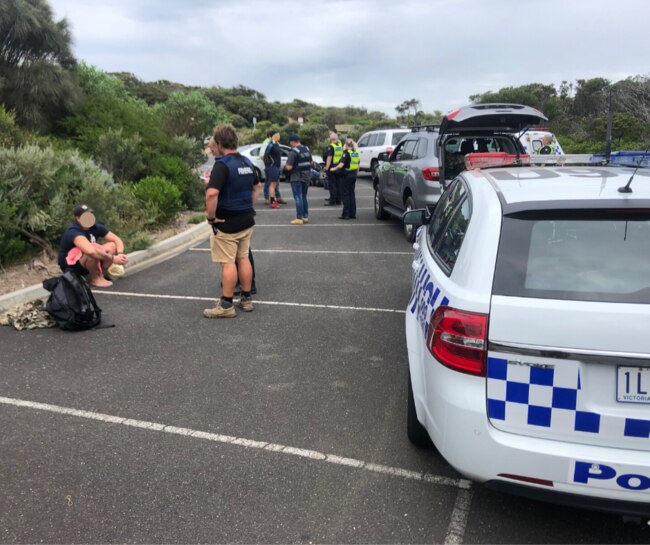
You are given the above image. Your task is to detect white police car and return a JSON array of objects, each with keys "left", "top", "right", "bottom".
[{"left": 403, "top": 157, "right": 650, "bottom": 517}]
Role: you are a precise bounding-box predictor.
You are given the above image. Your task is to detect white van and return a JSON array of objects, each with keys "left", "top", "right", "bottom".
[{"left": 519, "top": 129, "right": 564, "bottom": 155}]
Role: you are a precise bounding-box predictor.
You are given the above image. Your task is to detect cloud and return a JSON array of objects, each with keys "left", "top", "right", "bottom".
[{"left": 49, "top": 0, "right": 650, "bottom": 115}]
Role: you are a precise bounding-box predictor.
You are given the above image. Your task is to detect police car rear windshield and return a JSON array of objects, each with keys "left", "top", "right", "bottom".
[{"left": 493, "top": 210, "right": 650, "bottom": 304}]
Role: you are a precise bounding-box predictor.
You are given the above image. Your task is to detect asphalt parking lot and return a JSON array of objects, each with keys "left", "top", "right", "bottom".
[{"left": 1, "top": 176, "right": 648, "bottom": 543}]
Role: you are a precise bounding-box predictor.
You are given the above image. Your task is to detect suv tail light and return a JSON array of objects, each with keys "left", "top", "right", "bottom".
[
  {"left": 425, "top": 306, "right": 488, "bottom": 376},
  {"left": 422, "top": 166, "right": 440, "bottom": 182}
]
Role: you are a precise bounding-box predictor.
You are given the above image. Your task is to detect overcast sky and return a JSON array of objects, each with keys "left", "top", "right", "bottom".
[{"left": 49, "top": 0, "right": 649, "bottom": 116}]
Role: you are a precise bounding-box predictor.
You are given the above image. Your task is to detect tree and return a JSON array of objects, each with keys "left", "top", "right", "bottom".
[
  {"left": 0, "top": 0, "right": 80, "bottom": 131},
  {"left": 155, "top": 91, "right": 229, "bottom": 140},
  {"left": 395, "top": 99, "right": 423, "bottom": 124}
]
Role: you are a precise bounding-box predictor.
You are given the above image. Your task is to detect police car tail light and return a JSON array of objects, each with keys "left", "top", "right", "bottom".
[
  {"left": 422, "top": 166, "right": 440, "bottom": 182},
  {"left": 426, "top": 306, "right": 488, "bottom": 376},
  {"left": 464, "top": 152, "right": 531, "bottom": 170}
]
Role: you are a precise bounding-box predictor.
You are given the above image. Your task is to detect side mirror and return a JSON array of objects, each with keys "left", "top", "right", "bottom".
[
  {"left": 402, "top": 208, "right": 428, "bottom": 227},
  {"left": 377, "top": 152, "right": 389, "bottom": 162}
]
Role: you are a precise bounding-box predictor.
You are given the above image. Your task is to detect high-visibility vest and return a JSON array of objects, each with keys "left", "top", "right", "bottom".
[
  {"left": 330, "top": 140, "right": 343, "bottom": 164},
  {"left": 347, "top": 150, "right": 360, "bottom": 171}
]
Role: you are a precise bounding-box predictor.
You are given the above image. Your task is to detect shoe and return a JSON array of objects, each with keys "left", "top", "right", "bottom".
[
  {"left": 323, "top": 201, "right": 335, "bottom": 206},
  {"left": 264, "top": 198, "right": 270, "bottom": 205},
  {"left": 203, "top": 300, "right": 236, "bottom": 318},
  {"left": 237, "top": 296, "right": 254, "bottom": 312},
  {"left": 302, "top": 217, "right": 309, "bottom": 223},
  {"left": 349, "top": 216, "right": 356, "bottom": 219},
  {"left": 338, "top": 216, "right": 350, "bottom": 220},
  {"left": 277, "top": 198, "right": 287, "bottom": 204},
  {"left": 269, "top": 201, "right": 282, "bottom": 209},
  {"left": 290, "top": 218, "right": 304, "bottom": 225}
]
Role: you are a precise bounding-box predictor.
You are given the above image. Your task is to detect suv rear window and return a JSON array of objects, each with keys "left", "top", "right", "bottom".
[
  {"left": 494, "top": 212, "right": 650, "bottom": 303},
  {"left": 392, "top": 132, "right": 407, "bottom": 145}
]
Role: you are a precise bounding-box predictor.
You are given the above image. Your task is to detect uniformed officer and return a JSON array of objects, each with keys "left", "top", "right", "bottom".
[
  {"left": 284, "top": 133, "right": 313, "bottom": 225},
  {"left": 538, "top": 134, "right": 555, "bottom": 155},
  {"left": 324, "top": 130, "right": 343, "bottom": 206},
  {"left": 204, "top": 124, "right": 262, "bottom": 318},
  {"left": 331, "top": 139, "right": 359, "bottom": 220},
  {"left": 261, "top": 130, "right": 285, "bottom": 205}
]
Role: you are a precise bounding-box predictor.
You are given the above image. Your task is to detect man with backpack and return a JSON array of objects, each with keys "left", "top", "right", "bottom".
[
  {"left": 204, "top": 124, "right": 262, "bottom": 318},
  {"left": 57, "top": 204, "right": 129, "bottom": 288}
]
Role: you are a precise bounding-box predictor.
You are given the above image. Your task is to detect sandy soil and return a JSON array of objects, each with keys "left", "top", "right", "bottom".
[{"left": 0, "top": 211, "right": 198, "bottom": 296}]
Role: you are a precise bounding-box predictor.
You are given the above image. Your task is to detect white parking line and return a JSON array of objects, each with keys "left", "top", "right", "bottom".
[
  {"left": 188, "top": 248, "right": 411, "bottom": 255},
  {"left": 94, "top": 290, "right": 407, "bottom": 314},
  {"left": 255, "top": 224, "right": 393, "bottom": 227},
  {"left": 256, "top": 207, "right": 374, "bottom": 212},
  {"left": 444, "top": 488, "right": 474, "bottom": 545},
  {"left": 0, "top": 395, "right": 471, "bottom": 493}
]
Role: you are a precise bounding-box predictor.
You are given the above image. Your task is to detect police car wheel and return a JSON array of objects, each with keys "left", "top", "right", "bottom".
[
  {"left": 407, "top": 371, "right": 432, "bottom": 447},
  {"left": 403, "top": 197, "right": 417, "bottom": 242},
  {"left": 374, "top": 187, "right": 389, "bottom": 220}
]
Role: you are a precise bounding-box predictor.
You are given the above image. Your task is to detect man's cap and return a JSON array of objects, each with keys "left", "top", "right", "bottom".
[
  {"left": 288, "top": 133, "right": 300, "bottom": 142},
  {"left": 73, "top": 204, "right": 94, "bottom": 216}
]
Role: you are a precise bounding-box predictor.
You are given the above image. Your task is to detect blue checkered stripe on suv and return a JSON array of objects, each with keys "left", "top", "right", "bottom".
[{"left": 486, "top": 357, "right": 650, "bottom": 440}]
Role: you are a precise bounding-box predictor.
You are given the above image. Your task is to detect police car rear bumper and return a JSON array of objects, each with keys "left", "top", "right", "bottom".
[
  {"left": 407, "top": 324, "right": 650, "bottom": 514},
  {"left": 485, "top": 479, "right": 650, "bottom": 518}
]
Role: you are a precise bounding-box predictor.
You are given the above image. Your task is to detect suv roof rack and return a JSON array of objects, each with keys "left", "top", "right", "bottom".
[{"left": 410, "top": 124, "right": 440, "bottom": 132}]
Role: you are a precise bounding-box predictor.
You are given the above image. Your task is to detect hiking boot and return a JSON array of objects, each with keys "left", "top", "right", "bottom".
[
  {"left": 203, "top": 300, "right": 236, "bottom": 318},
  {"left": 277, "top": 198, "right": 287, "bottom": 204},
  {"left": 264, "top": 198, "right": 270, "bottom": 205},
  {"left": 269, "top": 201, "right": 282, "bottom": 209},
  {"left": 290, "top": 218, "right": 304, "bottom": 225},
  {"left": 302, "top": 217, "right": 309, "bottom": 224},
  {"left": 237, "top": 296, "right": 254, "bottom": 312}
]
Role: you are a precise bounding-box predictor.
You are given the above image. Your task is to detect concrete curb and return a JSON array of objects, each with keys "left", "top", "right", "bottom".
[{"left": 0, "top": 223, "right": 211, "bottom": 313}]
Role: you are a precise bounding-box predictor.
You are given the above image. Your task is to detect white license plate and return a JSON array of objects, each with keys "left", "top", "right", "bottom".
[{"left": 617, "top": 366, "right": 650, "bottom": 404}]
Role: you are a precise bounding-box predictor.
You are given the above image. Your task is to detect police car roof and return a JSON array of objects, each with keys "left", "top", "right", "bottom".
[{"left": 466, "top": 166, "right": 650, "bottom": 211}]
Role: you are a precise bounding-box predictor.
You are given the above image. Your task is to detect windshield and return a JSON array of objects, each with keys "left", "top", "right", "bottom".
[{"left": 494, "top": 212, "right": 650, "bottom": 304}]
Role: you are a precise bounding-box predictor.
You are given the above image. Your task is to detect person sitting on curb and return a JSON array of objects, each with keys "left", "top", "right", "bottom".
[{"left": 56, "top": 204, "right": 129, "bottom": 288}]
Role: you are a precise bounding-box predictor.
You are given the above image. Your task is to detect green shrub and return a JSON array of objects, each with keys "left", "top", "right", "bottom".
[
  {"left": 0, "top": 201, "right": 28, "bottom": 266},
  {"left": 124, "top": 231, "right": 153, "bottom": 252},
  {"left": 93, "top": 128, "right": 145, "bottom": 184},
  {"left": 149, "top": 154, "right": 203, "bottom": 209},
  {"left": 0, "top": 144, "right": 155, "bottom": 264},
  {"left": 188, "top": 212, "right": 204, "bottom": 224},
  {"left": 131, "top": 176, "right": 183, "bottom": 227}
]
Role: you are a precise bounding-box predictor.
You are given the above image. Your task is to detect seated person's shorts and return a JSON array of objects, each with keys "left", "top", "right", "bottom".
[{"left": 210, "top": 227, "right": 253, "bottom": 264}]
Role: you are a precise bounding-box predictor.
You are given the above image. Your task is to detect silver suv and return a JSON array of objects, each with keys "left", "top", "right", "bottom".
[
  {"left": 374, "top": 104, "right": 547, "bottom": 242},
  {"left": 357, "top": 128, "right": 409, "bottom": 177}
]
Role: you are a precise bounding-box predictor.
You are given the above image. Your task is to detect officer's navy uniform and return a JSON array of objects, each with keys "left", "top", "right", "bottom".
[{"left": 339, "top": 148, "right": 359, "bottom": 220}]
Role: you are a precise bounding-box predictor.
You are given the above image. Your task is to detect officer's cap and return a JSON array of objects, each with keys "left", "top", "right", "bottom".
[{"left": 288, "top": 133, "right": 300, "bottom": 142}]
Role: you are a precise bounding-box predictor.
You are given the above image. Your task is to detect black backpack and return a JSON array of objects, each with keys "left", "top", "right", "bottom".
[{"left": 44, "top": 271, "right": 102, "bottom": 331}]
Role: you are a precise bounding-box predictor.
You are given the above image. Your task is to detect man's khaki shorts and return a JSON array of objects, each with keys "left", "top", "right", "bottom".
[{"left": 210, "top": 227, "right": 253, "bottom": 264}]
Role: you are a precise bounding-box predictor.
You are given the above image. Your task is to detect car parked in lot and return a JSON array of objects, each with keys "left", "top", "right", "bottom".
[
  {"left": 403, "top": 160, "right": 650, "bottom": 518},
  {"left": 238, "top": 143, "right": 325, "bottom": 185},
  {"left": 357, "top": 128, "right": 409, "bottom": 177},
  {"left": 374, "top": 104, "right": 547, "bottom": 242}
]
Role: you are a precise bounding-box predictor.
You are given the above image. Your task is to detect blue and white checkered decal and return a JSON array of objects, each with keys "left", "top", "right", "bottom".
[{"left": 487, "top": 357, "right": 650, "bottom": 442}]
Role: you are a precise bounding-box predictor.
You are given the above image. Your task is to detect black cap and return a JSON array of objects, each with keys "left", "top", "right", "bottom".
[
  {"left": 73, "top": 204, "right": 94, "bottom": 217},
  {"left": 267, "top": 129, "right": 277, "bottom": 137},
  {"left": 288, "top": 133, "right": 300, "bottom": 142}
]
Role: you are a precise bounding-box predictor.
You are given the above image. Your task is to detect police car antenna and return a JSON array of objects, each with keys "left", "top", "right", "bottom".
[{"left": 617, "top": 144, "right": 650, "bottom": 194}]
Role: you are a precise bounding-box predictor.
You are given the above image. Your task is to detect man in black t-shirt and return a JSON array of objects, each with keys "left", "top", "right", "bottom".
[
  {"left": 57, "top": 204, "right": 129, "bottom": 288},
  {"left": 204, "top": 125, "right": 262, "bottom": 318}
]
